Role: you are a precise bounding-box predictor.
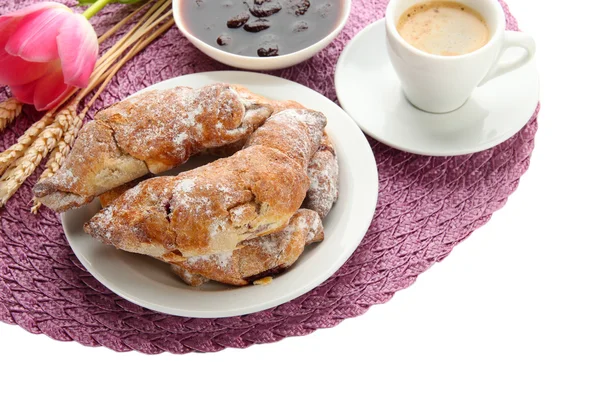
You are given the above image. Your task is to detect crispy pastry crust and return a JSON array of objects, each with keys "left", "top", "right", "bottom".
[
  {"left": 85, "top": 145, "right": 310, "bottom": 257},
  {"left": 34, "top": 84, "right": 273, "bottom": 212}
]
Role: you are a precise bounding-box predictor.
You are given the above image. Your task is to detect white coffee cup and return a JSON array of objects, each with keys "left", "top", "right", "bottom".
[{"left": 385, "top": 0, "right": 536, "bottom": 113}]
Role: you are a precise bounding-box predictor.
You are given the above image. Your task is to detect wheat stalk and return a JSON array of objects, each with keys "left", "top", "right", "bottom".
[
  {"left": 31, "top": 108, "right": 86, "bottom": 213},
  {"left": 0, "top": 105, "right": 76, "bottom": 207},
  {"left": 0, "top": 111, "right": 55, "bottom": 176},
  {"left": 82, "top": 0, "right": 172, "bottom": 100},
  {"left": 92, "top": 0, "right": 170, "bottom": 81},
  {"left": 86, "top": 19, "right": 175, "bottom": 109},
  {"left": 97, "top": 2, "right": 148, "bottom": 45},
  {"left": 0, "top": 98, "right": 22, "bottom": 132},
  {"left": 40, "top": 108, "right": 85, "bottom": 181}
]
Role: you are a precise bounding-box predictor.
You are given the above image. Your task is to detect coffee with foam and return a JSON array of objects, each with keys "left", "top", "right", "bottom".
[{"left": 397, "top": 1, "right": 490, "bottom": 56}]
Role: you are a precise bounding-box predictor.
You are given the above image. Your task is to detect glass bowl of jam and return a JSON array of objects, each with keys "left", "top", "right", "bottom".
[{"left": 173, "top": 0, "right": 351, "bottom": 70}]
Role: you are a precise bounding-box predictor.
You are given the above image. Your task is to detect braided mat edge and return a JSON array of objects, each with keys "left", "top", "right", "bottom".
[{"left": 0, "top": 0, "right": 538, "bottom": 354}]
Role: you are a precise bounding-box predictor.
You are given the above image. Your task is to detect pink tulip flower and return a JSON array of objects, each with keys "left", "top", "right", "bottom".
[{"left": 0, "top": 2, "right": 98, "bottom": 110}]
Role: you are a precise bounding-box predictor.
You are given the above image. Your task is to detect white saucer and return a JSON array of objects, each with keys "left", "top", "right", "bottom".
[
  {"left": 61, "top": 71, "right": 379, "bottom": 318},
  {"left": 335, "top": 19, "right": 540, "bottom": 156}
]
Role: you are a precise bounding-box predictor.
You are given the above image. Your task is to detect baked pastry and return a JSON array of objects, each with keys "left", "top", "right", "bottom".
[
  {"left": 96, "top": 98, "right": 340, "bottom": 221},
  {"left": 170, "top": 209, "right": 324, "bottom": 286},
  {"left": 84, "top": 109, "right": 327, "bottom": 260},
  {"left": 98, "top": 183, "right": 325, "bottom": 286},
  {"left": 33, "top": 84, "right": 273, "bottom": 212},
  {"left": 85, "top": 145, "right": 308, "bottom": 257}
]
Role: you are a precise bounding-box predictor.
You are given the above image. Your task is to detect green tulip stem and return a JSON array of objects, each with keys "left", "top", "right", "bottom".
[{"left": 82, "top": 0, "right": 113, "bottom": 19}]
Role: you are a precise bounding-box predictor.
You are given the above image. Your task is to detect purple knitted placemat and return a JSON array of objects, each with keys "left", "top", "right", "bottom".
[{"left": 0, "top": 0, "right": 538, "bottom": 354}]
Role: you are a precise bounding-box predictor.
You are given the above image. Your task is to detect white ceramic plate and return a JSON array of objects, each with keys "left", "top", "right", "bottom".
[
  {"left": 62, "top": 71, "right": 379, "bottom": 318},
  {"left": 335, "top": 20, "right": 540, "bottom": 156}
]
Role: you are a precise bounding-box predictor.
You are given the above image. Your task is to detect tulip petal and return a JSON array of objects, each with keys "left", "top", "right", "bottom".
[
  {"left": 0, "top": 2, "right": 67, "bottom": 36},
  {"left": 42, "top": 85, "right": 73, "bottom": 111},
  {"left": 10, "top": 80, "right": 38, "bottom": 105},
  {"left": 32, "top": 68, "right": 72, "bottom": 111},
  {"left": 0, "top": 2, "right": 68, "bottom": 21},
  {"left": 57, "top": 14, "right": 98, "bottom": 88},
  {"left": 0, "top": 49, "right": 54, "bottom": 86},
  {"left": 5, "top": 7, "right": 72, "bottom": 62}
]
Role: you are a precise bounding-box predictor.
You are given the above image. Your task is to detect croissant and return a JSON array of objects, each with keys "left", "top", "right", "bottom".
[
  {"left": 98, "top": 185, "right": 325, "bottom": 286},
  {"left": 99, "top": 132, "right": 340, "bottom": 221},
  {"left": 93, "top": 95, "right": 340, "bottom": 222},
  {"left": 84, "top": 109, "right": 327, "bottom": 260},
  {"left": 33, "top": 84, "right": 273, "bottom": 212}
]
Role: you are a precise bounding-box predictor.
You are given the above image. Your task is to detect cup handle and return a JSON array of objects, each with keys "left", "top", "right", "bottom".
[{"left": 478, "top": 31, "right": 536, "bottom": 87}]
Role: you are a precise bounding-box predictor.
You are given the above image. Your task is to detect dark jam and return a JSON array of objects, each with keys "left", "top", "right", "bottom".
[{"left": 179, "top": 0, "right": 343, "bottom": 57}]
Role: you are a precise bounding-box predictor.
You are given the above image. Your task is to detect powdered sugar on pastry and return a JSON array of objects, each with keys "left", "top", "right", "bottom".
[
  {"left": 170, "top": 264, "right": 209, "bottom": 287},
  {"left": 99, "top": 84, "right": 272, "bottom": 173},
  {"left": 170, "top": 209, "right": 324, "bottom": 286},
  {"left": 84, "top": 144, "right": 310, "bottom": 261},
  {"left": 176, "top": 178, "right": 195, "bottom": 193},
  {"left": 245, "top": 108, "right": 327, "bottom": 170},
  {"left": 186, "top": 251, "right": 233, "bottom": 272},
  {"left": 303, "top": 133, "right": 339, "bottom": 219},
  {"left": 174, "top": 132, "right": 189, "bottom": 146},
  {"left": 232, "top": 209, "right": 324, "bottom": 282},
  {"left": 34, "top": 84, "right": 273, "bottom": 212}
]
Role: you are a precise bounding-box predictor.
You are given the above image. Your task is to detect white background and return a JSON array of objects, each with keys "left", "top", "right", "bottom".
[{"left": 1, "top": 0, "right": 598, "bottom": 399}]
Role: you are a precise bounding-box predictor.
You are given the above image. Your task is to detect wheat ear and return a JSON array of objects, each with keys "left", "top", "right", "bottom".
[
  {"left": 0, "top": 111, "right": 55, "bottom": 176},
  {"left": 0, "top": 98, "right": 22, "bottom": 132},
  {"left": 0, "top": 105, "right": 76, "bottom": 207}
]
